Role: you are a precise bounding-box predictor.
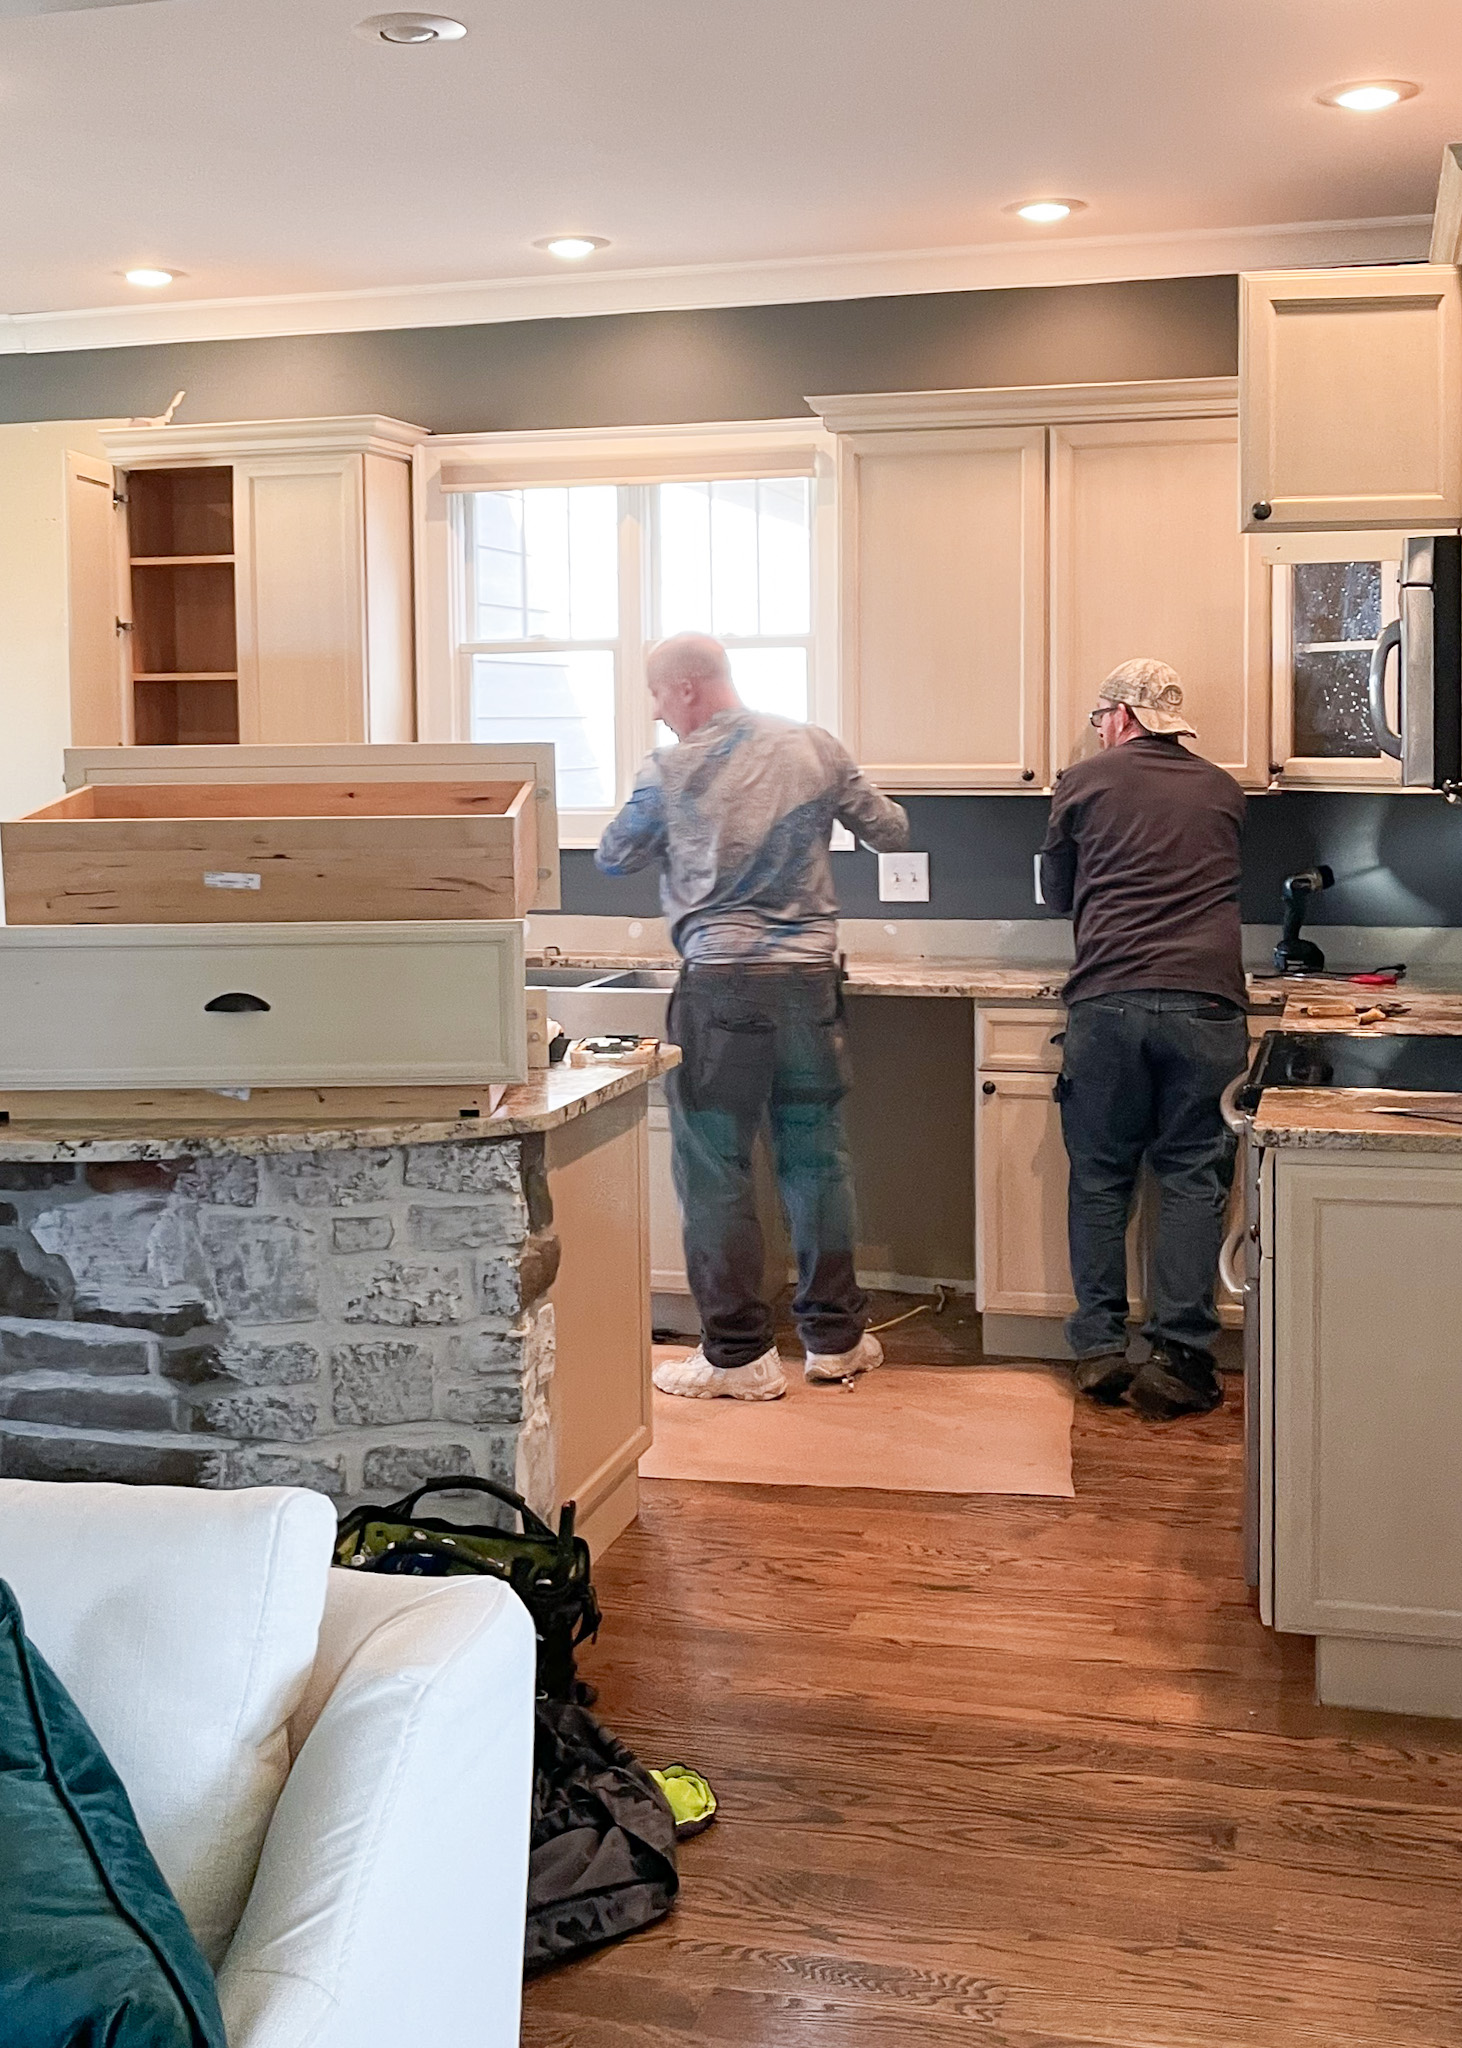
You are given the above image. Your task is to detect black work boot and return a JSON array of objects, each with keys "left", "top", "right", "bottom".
[
  {"left": 1073, "top": 1352, "right": 1135, "bottom": 1406},
  {"left": 1128, "top": 1341, "right": 1223, "bottom": 1421}
]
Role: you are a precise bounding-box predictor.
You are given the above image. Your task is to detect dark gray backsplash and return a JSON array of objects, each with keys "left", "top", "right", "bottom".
[{"left": 563, "top": 791, "right": 1462, "bottom": 928}]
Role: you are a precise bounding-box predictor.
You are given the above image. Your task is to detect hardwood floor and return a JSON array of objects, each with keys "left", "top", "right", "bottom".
[{"left": 522, "top": 1386, "right": 1462, "bottom": 2048}]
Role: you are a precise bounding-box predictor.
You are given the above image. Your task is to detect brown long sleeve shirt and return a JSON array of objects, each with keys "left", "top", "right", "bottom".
[{"left": 1038, "top": 735, "right": 1247, "bottom": 1009}]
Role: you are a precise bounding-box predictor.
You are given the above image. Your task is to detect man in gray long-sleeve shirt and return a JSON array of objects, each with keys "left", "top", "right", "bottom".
[
  {"left": 1038, "top": 658, "right": 1249, "bottom": 1422},
  {"left": 598, "top": 633, "right": 908, "bottom": 1402}
]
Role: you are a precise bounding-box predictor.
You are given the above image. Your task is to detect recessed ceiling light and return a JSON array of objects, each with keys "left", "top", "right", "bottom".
[
  {"left": 1317, "top": 79, "right": 1419, "bottom": 112},
  {"left": 533, "top": 235, "right": 610, "bottom": 261},
  {"left": 1006, "top": 198, "right": 1087, "bottom": 225},
  {"left": 124, "top": 268, "right": 177, "bottom": 288},
  {"left": 354, "top": 12, "right": 467, "bottom": 43}
]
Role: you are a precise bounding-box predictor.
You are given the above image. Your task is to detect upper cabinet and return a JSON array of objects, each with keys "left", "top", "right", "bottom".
[
  {"left": 1240, "top": 267, "right": 1462, "bottom": 532},
  {"left": 81, "top": 417, "right": 428, "bottom": 749},
  {"left": 836, "top": 425, "right": 1047, "bottom": 789},
  {"left": 1049, "top": 417, "right": 1268, "bottom": 786}
]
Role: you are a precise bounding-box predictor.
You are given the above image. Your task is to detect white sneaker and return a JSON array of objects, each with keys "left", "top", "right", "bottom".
[
  {"left": 804, "top": 1332, "right": 884, "bottom": 1383},
  {"left": 652, "top": 1345, "right": 787, "bottom": 1401}
]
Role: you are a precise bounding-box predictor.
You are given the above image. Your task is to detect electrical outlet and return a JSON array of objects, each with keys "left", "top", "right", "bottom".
[
  {"left": 877, "top": 851, "right": 930, "bottom": 902},
  {"left": 829, "top": 821, "right": 855, "bottom": 852}
]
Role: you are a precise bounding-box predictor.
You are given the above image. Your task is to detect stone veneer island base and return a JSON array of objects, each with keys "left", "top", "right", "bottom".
[{"left": 0, "top": 1058, "right": 670, "bottom": 1558}]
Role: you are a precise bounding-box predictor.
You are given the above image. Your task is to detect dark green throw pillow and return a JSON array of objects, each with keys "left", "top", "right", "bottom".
[{"left": 0, "top": 1579, "right": 226, "bottom": 2048}]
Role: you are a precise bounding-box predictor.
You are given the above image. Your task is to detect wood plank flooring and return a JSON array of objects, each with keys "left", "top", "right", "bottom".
[{"left": 522, "top": 1385, "right": 1462, "bottom": 2048}]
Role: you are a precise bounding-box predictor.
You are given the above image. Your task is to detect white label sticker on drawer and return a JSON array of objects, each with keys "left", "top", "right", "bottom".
[{"left": 203, "top": 871, "right": 262, "bottom": 891}]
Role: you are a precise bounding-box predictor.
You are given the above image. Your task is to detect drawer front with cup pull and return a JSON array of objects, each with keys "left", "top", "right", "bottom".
[
  {"left": 0, "top": 920, "right": 525, "bottom": 1089},
  {"left": 975, "top": 1006, "right": 1066, "bottom": 1073}
]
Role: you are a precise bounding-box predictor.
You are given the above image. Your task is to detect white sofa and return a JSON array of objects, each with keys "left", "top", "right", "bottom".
[{"left": 0, "top": 1477, "right": 536, "bottom": 2048}]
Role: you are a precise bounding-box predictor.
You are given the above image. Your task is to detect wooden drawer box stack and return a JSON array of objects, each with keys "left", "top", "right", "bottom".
[{"left": 0, "top": 744, "right": 558, "bottom": 1094}]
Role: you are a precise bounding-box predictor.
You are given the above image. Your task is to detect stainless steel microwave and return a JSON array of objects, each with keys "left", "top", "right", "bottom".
[{"left": 1367, "top": 534, "right": 1462, "bottom": 797}]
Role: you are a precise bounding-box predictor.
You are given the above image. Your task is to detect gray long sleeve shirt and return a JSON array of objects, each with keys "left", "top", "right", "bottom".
[{"left": 596, "top": 709, "right": 909, "bottom": 963}]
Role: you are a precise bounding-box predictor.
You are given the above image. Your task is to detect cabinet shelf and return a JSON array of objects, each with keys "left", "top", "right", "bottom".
[
  {"left": 132, "top": 671, "right": 239, "bottom": 684},
  {"left": 130, "top": 554, "right": 236, "bottom": 568}
]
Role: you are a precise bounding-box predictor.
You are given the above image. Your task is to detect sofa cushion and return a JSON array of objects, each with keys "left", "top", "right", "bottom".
[
  {"left": 0, "top": 1480, "right": 336, "bottom": 1967},
  {"left": 0, "top": 1579, "right": 226, "bottom": 2048}
]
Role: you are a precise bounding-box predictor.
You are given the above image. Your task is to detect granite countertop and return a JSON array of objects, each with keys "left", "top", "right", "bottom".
[
  {"left": 1255, "top": 1088, "right": 1462, "bottom": 1154},
  {"left": 529, "top": 950, "right": 1296, "bottom": 1009},
  {"left": 0, "top": 1050, "right": 680, "bottom": 1164}
]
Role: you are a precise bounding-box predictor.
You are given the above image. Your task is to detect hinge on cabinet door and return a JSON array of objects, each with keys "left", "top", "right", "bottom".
[
  {"left": 115, "top": 617, "right": 133, "bottom": 635},
  {"left": 112, "top": 488, "right": 128, "bottom": 508}
]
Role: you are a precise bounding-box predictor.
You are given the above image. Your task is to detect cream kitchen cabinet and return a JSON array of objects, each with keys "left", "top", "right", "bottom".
[
  {"left": 1240, "top": 267, "right": 1462, "bottom": 533},
  {"left": 836, "top": 425, "right": 1048, "bottom": 790},
  {"left": 73, "top": 416, "right": 428, "bottom": 751},
  {"left": 1266, "top": 1149, "right": 1462, "bottom": 1717},
  {"left": 975, "top": 1066, "right": 1078, "bottom": 1316},
  {"left": 1050, "top": 418, "right": 1270, "bottom": 788}
]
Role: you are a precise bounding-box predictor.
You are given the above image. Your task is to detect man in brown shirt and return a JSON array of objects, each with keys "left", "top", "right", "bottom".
[{"left": 1038, "top": 659, "right": 1249, "bottom": 1420}]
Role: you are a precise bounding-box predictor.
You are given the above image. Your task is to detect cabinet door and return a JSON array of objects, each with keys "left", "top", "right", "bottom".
[
  {"left": 1050, "top": 418, "right": 1269, "bottom": 787},
  {"left": 840, "top": 426, "right": 1047, "bottom": 789},
  {"left": 1267, "top": 541, "right": 1403, "bottom": 788},
  {"left": 64, "top": 453, "right": 127, "bottom": 746},
  {"left": 234, "top": 455, "right": 367, "bottom": 745},
  {"left": 1240, "top": 267, "right": 1462, "bottom": 531},
  {"left": 647, "top": 1100, "right": 691, "bottom": 1294},
  {"left": 976, "top": 1070, "right": 1074, "bottom": 1315},
  {"left": 1273, "top": 1155, "right": 1462, "bottom": 1642}
]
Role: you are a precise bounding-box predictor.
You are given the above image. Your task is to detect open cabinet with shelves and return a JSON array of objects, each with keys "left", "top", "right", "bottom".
[{"left": 123, "top": 467, "right": 240, "bottom": 746}]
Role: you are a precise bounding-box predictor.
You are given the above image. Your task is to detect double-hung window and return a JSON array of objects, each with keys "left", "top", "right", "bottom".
[{"left": 416, "top": 426, "right": 835, "bottom": 840}]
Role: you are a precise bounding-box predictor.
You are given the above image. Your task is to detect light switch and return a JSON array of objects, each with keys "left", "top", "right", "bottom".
[
  {"left": 829, "top": 821, "right": 855, "bottom": 852},
  {"left": 877, "top": 851, "right": 930, "bottom": 902}
]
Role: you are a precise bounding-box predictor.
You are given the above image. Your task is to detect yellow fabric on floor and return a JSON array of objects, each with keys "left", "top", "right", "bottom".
[{"left": 641, "top": 1352, "right": 1075, "bottom": 1497}]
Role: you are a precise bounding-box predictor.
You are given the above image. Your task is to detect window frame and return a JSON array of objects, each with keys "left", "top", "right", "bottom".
[{"left": 414, "top": 420, "right": 839, "bottom": 846}]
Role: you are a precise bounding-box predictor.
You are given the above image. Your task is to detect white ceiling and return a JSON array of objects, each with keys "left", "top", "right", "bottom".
[{"left": 0, "top": 0, "right": 1458, "bottom": 338}]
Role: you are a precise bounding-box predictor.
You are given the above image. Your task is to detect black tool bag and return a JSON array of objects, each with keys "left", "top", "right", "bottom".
[
  {"left": 334, "top": 1476, "right": 600, "bottom": 1702},
  {"left": 527, "top": 1699, "right": 679, "bottom": 1970}
]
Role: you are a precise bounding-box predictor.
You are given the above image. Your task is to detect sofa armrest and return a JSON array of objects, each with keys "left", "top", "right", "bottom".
[{"left": 217, "top": 1571, "right": 535, "bottom": 2048}]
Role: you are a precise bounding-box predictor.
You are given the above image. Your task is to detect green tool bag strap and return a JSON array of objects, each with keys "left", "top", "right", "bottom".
[{"left": 381, "top": 1475, "right": 562, "bottom": 1546}]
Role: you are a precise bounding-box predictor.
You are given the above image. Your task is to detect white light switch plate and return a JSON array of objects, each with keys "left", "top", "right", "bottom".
[
  {"left": 877, "top": 850, "right": 930, "bottom": 902},
  {"left": 829, "top": 821, "right": 855, "bottom": 852}
]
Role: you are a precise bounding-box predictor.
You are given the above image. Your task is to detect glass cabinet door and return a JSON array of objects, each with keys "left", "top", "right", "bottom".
[{"left": 1268, "top": 540, "right": 1402, "bottom": 785}]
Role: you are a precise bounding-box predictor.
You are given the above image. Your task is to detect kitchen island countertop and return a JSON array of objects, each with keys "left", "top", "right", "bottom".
[{"left": 0, "top": 1051, "right": 680, "bottom": 1164}]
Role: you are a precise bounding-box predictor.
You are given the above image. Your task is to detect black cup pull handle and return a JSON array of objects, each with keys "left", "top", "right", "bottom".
[{"left": 204, "top": 991, "right": 271, "bottom": 1014}]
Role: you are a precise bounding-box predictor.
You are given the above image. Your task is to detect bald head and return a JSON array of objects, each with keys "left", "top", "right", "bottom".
[{"left": 647, "top": 633, "right": 741, "bottom": 738}]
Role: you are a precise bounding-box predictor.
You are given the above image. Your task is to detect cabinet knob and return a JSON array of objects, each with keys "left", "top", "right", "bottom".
[
  {"left": 1021, "top": 768, "right": 1036, "bottom": 783},
  {"left": 1251, "top": 500, "right": 1273, "bottom": 522},
  {"left": 981, "top": 1080, "right": 996, "bottom": 1096}
]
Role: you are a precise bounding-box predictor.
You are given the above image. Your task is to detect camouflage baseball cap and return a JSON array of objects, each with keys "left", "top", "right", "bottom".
[{"left": 1094, "top": 657, "right": 1197, "bottom": 738}]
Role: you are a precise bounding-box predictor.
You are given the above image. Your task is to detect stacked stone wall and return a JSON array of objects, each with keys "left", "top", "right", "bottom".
[{"left": 0, "top": 1137, "right": 559, "bottom": 1514}]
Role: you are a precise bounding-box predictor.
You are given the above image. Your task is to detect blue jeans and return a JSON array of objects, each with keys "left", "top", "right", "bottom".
[
  {"left": 1058, "top": 990, "right": 1249, "bottom": 1359},
  {"left": 667, "top": 964, "right": 867, "bottom": 1368}
]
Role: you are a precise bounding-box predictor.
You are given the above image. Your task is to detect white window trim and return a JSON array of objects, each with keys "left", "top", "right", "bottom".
[{"left": 414, "top": 419, "right": 839, "bottom": 847}]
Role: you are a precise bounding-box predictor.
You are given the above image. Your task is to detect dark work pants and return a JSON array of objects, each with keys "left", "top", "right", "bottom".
[
  {"left": 1058, "top": 989, "right": 1249, "bottom": 1359},
  {"left": 667, "top": 963, "right": 868, "bottom": 1369}
]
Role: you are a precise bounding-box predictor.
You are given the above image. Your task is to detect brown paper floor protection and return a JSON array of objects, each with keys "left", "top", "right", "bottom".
[{"left": 641, "top": 1350, "right": 1076, "bottom": 1497}]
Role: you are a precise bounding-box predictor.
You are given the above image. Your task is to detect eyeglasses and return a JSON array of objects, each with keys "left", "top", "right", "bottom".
[{"left": 1088, "top": 706, "right": 1117, "bottom": 729}]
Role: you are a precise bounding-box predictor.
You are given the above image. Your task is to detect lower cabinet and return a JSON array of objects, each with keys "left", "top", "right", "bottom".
[
  {"left": 975, "top": 1069, "right": 1077, "bottom": 1316},
  {"left": 647, "top": 1098, "right": 690, "bottom": 1295},
  {"left": 1270, "top": 1153, "right": 1462, "bottom": 1672}
]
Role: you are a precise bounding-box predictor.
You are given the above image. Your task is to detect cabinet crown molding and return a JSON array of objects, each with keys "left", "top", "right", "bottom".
[
  {"left": 806, "top": 376, "right": 1238, "bottom": 433},
  {"left": 100, "top": 414, "right": 431, "bottom": 465}
]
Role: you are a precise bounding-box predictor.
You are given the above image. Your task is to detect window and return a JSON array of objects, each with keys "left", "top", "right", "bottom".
[{"left": 425, "top": 432, "right": 830, "bottom": 832}]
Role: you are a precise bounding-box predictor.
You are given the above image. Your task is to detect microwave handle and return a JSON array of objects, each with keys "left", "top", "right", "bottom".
[{"left": 1367, "top": 617, "right": 1404, "bottom": 760}]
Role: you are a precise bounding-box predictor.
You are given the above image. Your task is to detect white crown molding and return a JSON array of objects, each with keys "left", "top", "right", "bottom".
[
  {"left": 1430, "top": 145, "right": 1462, "bottom": 264},
  {"left": 0, "top": 215, "right": 1432, "bottom": 358},
  {"left": 98, "top": 413, "right": 430, "bottom": 461},
  {"left": 808, "top": 375, "right": 1238, "bottom": 433}
]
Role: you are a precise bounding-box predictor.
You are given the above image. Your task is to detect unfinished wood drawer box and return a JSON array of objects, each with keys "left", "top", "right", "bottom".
[
  {"left": 975, "top": 1006, "right": 1066, "bottom": 1072},
  {"left": 0, "top": 922, "right": 526, "bottom": 1090},
  {"left": 3, "top": 779, "right": 537, "bottom": 925}
]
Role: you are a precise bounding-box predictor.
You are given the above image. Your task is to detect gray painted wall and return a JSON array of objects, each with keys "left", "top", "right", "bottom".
[{"left": 0, "top": 275, "right": 1237, "bottom": 428}]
